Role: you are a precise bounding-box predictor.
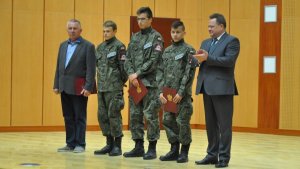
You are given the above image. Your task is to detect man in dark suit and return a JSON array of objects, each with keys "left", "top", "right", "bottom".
[
  {"left": 53, "top": 19, "right": 96, "bottom": 153},
  {"left": 193, "top": 13, "right": 240, "bottom": 168}
]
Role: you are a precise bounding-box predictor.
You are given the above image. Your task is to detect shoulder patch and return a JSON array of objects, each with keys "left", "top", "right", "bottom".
[
  {"left": 120, "top": 54, "right": 126, "bottom": 60},
  {"left": 154, "top": 44, "right": 162, "bottom": 52}
]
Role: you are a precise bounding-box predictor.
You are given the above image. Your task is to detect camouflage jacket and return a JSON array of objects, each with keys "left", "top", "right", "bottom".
[
  {"left": 124, "top": 27, "right": 164, "bottom": 88},
  {"left": 157, "top": 39, "right": 196, "bottom": 97},
  {"left": 96, "top": 37, "right": 127, "bottom": 92}
]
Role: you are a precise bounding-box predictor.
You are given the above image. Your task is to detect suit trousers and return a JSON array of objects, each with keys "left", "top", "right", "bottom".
[
  {"left": 203, "top": 93, "right": 233, "bottom": 162},
  {"left": 61, "top": 92, "right": 88, "bottom": 148}
]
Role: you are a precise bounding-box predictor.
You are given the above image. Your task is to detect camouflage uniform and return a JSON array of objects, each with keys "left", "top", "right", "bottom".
[
  {"left": 157, "top": 39, "right": 196, "bottom": 145},
  {"left": 96, "top": 36, "right": 127, "bottom": 137},
  {"left": 124, "top": 27, "right": 164, "bottom": 141}
]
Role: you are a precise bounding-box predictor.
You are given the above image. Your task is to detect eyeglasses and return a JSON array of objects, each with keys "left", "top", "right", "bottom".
[{"left": 137, "top": 17, "right": 149, "bottom": 22}]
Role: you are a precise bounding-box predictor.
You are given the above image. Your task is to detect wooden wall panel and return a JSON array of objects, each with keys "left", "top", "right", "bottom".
[
  {"left": 258, "top": 0, "right": 281, "bottom": 129},
  {"left": 154, "top": 0, "right": 176, "bottom": 18},
  {"left": 75, "top": 0, "right": 103, "bottom": 45},
  {"left": 230, "top": 0, "right": 260, "bottom": 127},
  {"left": 104, "top": 0, "right": 132, "bottom": 125},
  {"left": 0, "top": 0, "right": 298, "bottom": 134},
  {"left": 43, "top": 0, "right": 74, "bottom": 126},
  {"left": 0, "top": 0, "right": 12, "bottom": 126},
  {"left": 280, "top": 0, "right": 300, "bottom": 130},
  {"left": 132, "top": 0, "right": 154, "bottom": 16},
  {"left": 12, "top": 0, "right": 44, "bottom": 126},
  {"left": 177, "top": 0, "right": 202, "bottom": 124},
  {"left": 75, "top": 0, "right": 103, "bottom": 126}
]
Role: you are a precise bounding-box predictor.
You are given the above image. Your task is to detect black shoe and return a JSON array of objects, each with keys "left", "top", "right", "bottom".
[
  {"left": 109, "top": 137, "right": 122, "bottom": 156},
  {"left": 123, "top": 139, "right": 144, "bottom": 157},
  {"left": 215, "top": 160, "right": 228, "bottom": 168},
  {"left": 109, "top": 146, "right": 122, "bottom": 156},
  {"left": 94, "top": 136, "right": 113, "bottom": 155},
  {"left": 143, "top": 141, "right": 157, "bottom": 160},
  {"left": 159, "top": 142, "right": 179, "bottom": 161},
  {"left": 177, "top": 144, "right": 190, "bottom": 163},
  {"left": 195, "top": 156, "right": 218, "bottom": 165}
]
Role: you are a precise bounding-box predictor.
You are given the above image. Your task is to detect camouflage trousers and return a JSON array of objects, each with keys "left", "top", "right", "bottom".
[
  {"left": 129, "top": 87, "right": 161, "bottom": 141},
  {"left": 162, "top": 96, "right": 193, "bottom": 145},
  {"left": 98, "top": 90, "right": 124, "bottom": 137}
]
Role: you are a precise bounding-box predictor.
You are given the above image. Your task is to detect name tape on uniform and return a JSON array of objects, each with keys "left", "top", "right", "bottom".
[
  {"left": 107, "top": 51, "right": 117, "bottom": 58},
  {"left": 143, "top": 42, "right": 152, "bottom": 49},
  {"left": 175, "top": 53, "right": 184, "bottom": 60}
]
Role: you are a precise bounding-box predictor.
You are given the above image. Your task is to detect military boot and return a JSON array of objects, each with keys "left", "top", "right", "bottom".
[
  {"left": 159, "top": 142, "right": 179, "bottom": 161},
  {"left": 143, "top": 140, "right": 157, "bottom": 160},
  {"left": 94, "top": 135, "right": 113, "bottom": 155},
  {"left": 123, "top": 139, "right": 144, "bottom": 157},
  {"left": 177, "top": 143, "right": 190, "bottom": 163},
  {"left": 109, "top": 136, "right": 122, "bottom": 156}
]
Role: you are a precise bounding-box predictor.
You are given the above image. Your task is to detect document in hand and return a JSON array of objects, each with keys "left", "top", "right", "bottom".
[
  {"left": 128, "top": 79, "right": 148, "bottom": 105},
  {"left": 75, "top": 77, "right": 97, "bottom": 95},
  {"left": 162, "top": 87, "right": 178, "bottom": 113}
]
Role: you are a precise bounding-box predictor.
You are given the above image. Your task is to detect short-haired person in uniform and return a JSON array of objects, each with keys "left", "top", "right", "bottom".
[
  {"left": 157, "top": 21, "right": 197, "bottom": 163},
  {"left": 193, "top": 13, "right": 240, "bottom": 168},
  {"left": 123, "top": 7, "right": 164, "bottom": 160},
  {"left": 94, "top": 20, "right": 127, "bottom": 156},
  {"left": 54, "top": 19, "right": 96, "bottom": 153}
]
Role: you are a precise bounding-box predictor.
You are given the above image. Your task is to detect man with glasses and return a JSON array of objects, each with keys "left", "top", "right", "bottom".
[{"left": 124, "top": 6, "right": 164, "bottom": 160}]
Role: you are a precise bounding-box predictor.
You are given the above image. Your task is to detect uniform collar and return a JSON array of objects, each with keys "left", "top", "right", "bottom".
[
  {"left": 141, "top": 27, "right": 152, "bottom": 35},
  {"left": 172, "top": 39, "right": 184, "bottom": 46},
  {"left": 105, "top": 36, "right": 116, "bottom": 45}
]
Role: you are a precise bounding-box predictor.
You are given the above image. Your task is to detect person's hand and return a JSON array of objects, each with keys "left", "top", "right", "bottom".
[
  {"left": 53, "top": 88, "right": 59, "bottom": 94},
  {"left": 173, "top": 93, "right": 183, "bottom": 104},
  {"left": 129, "top": 73, "right": 138, "bottom": 82},
  {"left": 193, "top": 49, "right": 208, "bottom": 63},
  {"left": 132, "top": 78, "right": 139, "bottom": 87},
  {"left": 81, "top": 89, "right": 91, "bottom": 97},
  {"left": 159, "top": 93, "right": 167, "bottom": 104}
]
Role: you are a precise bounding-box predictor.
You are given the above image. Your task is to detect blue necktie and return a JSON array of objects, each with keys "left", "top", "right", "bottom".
[{"left": 211, "top": 38, "right": 218, "bottom": 46}]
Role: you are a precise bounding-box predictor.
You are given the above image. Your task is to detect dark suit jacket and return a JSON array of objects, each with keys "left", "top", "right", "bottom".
[
  {"left": 195, "top": 32, "right": 240, "bottom": 95},
  {"left": 53, "top": 37, "right": 96, "bottom": 95}
]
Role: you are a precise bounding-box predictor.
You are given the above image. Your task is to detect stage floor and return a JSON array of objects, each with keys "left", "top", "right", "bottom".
[{"left": 0, "top": 130, "right": 299, "bottom": 169}]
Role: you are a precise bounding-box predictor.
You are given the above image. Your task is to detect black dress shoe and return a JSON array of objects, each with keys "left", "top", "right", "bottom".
[
  {"left": 215, "top": 160, "right": 228, "bottom": 168},
  {"left": 195, "top": 156, "right": 218, "bottom": 165}
]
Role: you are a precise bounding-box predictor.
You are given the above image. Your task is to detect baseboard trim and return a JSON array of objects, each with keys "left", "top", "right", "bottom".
[
  {"left": 191, "top": 124, "right": 300, "bottom": 136},
  {"left": 0, "top": 125, "right": 299, "bottom": 136}
]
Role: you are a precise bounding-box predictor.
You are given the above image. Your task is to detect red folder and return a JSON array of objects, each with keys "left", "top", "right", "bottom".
[
  {"left": 75, "top": 78, "right": 97, "bottom": 95},
  {"left": 128, "top": 79, "right": 148, "bottom": 105},
  {"left": 162, "top": 87, "right": 178, "bottom": 113},
  {"left": 197, "top": 49, "right": 204, "bottom": 54}
]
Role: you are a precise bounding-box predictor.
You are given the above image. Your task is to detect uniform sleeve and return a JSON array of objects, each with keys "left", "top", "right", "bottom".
[
  {"left": 84, "top": 43, "right": 96, "bottom": 92},
  {"left": 135, "top": 35, "right": 164, "bottom": 77},
  {"left": 124, "top": 37, "right": 135, "bottom": 76},
  {"left": 117, "top": 44, "right": 128, "bottom": 84},
  {"left": 206, "top": 37, "right": 240, "bottom": 67},
  {"left": 156, "top": 51, "right": 166, "bottom": 94},
  {"left": 177, "top": 48, "right": 196, "bottom": 97}
]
